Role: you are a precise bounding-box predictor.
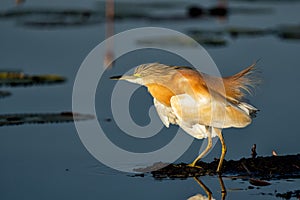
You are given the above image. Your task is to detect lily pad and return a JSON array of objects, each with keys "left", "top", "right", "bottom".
[
  {"left": 226, "top": 26, "right": 272, "bottom": 37},
  {"left": 249, "top": 178, "right": 271, "bottom": 186},
  {"left": 0, "top": 91, "right": 11, "bottom": 98},
  {"left": 136, "top": 35, "right": 227, "bottom": 48},
  {"left": 0, "top": 72, "right": 66, "bottom": 87},
  {"left": 188, "top": 24, "right": 300, "bottom": 43},
  {"left": 0, "top": 112, "right": 94, "bottom": 126},
  {"left": 277, "top": 25, "right": 300, "bottom": 40},
  {"left": 0, "top": 9, "right": 96, "bottom": 19},
  {"left": 0, "top": 8, "right": 100, "bottom": 28}
]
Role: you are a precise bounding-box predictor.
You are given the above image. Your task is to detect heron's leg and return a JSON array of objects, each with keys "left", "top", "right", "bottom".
[
  {"left": 189, "top": 126, "right": 212, "bottom": 167},
  {"left": 217, "top": 175, "right": 227, "bottom": 200},
  {"left": 215, "top": 128, "right": 227, "bottom": 173},
  {"left": 194, "top": 177, "right": 212, "bottom": 200}
]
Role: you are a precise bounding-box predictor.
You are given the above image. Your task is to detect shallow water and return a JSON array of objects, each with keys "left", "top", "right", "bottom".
[{"left": 0, "top": 0, "right": 299, "bottom": 199}]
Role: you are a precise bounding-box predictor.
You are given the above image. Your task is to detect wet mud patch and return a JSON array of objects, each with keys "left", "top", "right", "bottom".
[{"left": 151, "top": 154, "right": 300, "bottom": 180}]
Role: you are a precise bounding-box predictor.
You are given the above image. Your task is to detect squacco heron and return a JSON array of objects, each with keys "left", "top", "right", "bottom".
[{"left": 111, "top": 63, "right": 259, "bottom": 173}]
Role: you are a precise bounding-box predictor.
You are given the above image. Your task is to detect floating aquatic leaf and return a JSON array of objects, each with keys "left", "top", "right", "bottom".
[
  {"left": 0, "top": 8, "right": 100, "bottom": 28},
  {"left": 188, "top": 24, "right": 300, "bottom": 42},
  {"left": 20, "top": 20, "right": 99, "bottom": 28},
  {"left": 0, "top": 112, "right": 94, "bottom": 126},
  {"left": 249, "top": 178, "right": 271, "bottom": 186},
  {"left": 0, "top": 9, "right": 97, "bottom": 19},
  {"left": 0, "top": 91, "right": 11, "bottom": 98},
  {"left": 0, "top": 4, "right": 272, "bottom": 30},
  {"left": 226, "top": 27, "right": 272, "bottom": 37},
  {"left": 136, "top": 35, "right": 226, "bottom": 48},
  {"left": 112, "top": 1, "right": 186, "bottom": 9},
  {"left": 193, "top": 36, "right": 227, "bottom": 47},
  {"left": 188, "top": 27, "right": 271, "bottom": 38},
  {"left": 136, "top": 36, "right": 198, "bottom": 47},
  {"left": 277, "top": 25, "right": 300, "bottom": 40},
  {"left": 0, "top": 72, "right": 66, "bottom": 87},
  {"left": 95, "top": 1, "right": 187, "bottom": 15}
]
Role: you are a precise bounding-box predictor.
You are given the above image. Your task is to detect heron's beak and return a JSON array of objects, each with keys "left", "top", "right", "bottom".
[
  {"left": 110, "top": 74, "right": 143, "bottom": 84},
  {"left": 110, "top": 75, "right": 123, "bottom": 80},
  {"left": 110, "top": 75, "right": 135, "bottom": 80}
]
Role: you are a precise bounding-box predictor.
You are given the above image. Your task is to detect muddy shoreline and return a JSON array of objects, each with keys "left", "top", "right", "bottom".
[{"left": 151, "top": 154, "right": 300, "bottom": 180}]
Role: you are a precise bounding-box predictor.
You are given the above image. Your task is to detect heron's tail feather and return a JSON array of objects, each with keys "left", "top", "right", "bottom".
[
  {"left": 224, "top": 61, "right": 261, "bottom": 100},
  {"left": 238, "top": 102, "right": 259, "bottom": 118}
]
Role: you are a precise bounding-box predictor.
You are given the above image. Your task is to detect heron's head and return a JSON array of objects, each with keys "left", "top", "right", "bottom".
[{"left": 110, "top": 63, "right": 177, "bottom": 85}]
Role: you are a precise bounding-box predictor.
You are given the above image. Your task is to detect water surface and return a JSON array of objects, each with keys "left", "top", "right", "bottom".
[{"left": 0, "top": 0, "right": 299, "bottom": 199}]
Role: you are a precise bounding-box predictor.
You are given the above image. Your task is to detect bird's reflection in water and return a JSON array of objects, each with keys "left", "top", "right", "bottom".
[{"left": 188, "top": 176, "right": 226, "bottom": 200}]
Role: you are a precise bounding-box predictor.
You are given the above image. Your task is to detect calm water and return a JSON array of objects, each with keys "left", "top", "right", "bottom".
[{"left": 0, "top": 0, "right": 299, "bottom": 199}]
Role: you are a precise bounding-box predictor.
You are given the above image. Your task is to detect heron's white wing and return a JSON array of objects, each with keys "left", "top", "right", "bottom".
[
  {"left": 180, "top": 123, "right": 215, "bottom": 139},
  {"left": 169, "top": 94, "right": 217, "bottom": 139},
  {"left": 170, "top": 92, "right": 252, "bottom": 129},
  {"left": 154, "top": 98, "right": 212, "bottom": 139},
  {"left": 170, "top": 94, "right": 207, "bottom": 126},
  {"left": 153, "top": 98, "right": 177, "bottom": 128}
]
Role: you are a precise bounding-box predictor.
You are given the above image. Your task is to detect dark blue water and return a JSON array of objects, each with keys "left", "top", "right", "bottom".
[{"left": 0, "top": 0, "right": 299, "bottom": 199}]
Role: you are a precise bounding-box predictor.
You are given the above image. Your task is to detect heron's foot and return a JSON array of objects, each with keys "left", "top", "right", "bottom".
[{"left": 187, "top": 162, "right": 202, "bottom": 169}]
